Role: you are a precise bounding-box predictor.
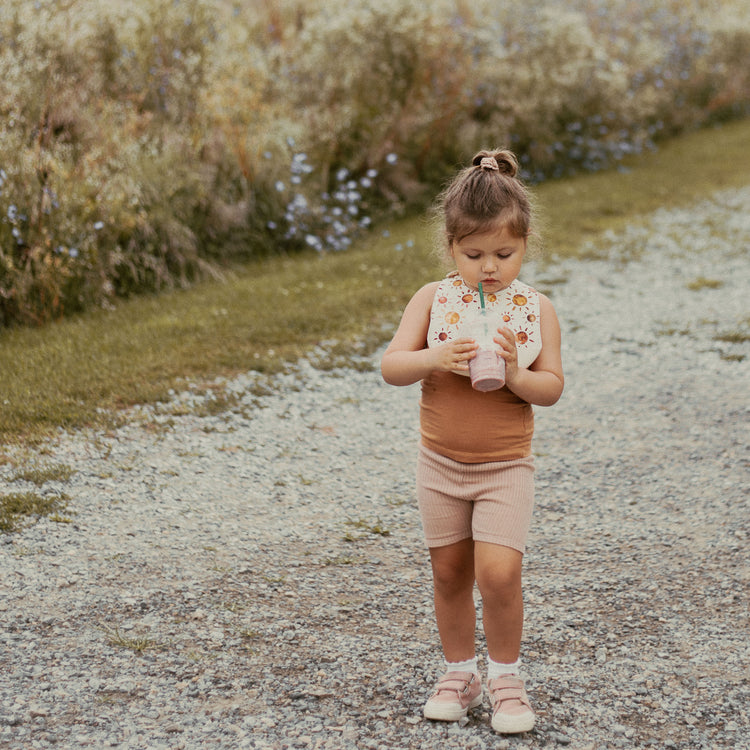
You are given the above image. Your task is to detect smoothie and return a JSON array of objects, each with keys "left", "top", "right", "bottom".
[
  {"left": 464, "top": 310, "right": 505, "bottom": 391},
  {"left": 470, "top": 348, "right": 506, "bottom": 391}
]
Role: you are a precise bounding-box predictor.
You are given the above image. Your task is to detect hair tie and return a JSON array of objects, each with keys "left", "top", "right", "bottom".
[{"left": 480, "top": 156, "right": 499, "bottom": 171}]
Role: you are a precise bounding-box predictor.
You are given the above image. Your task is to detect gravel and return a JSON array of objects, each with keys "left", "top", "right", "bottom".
[{"left": 1, "top": 185, "right": 749, "bottom": 750}]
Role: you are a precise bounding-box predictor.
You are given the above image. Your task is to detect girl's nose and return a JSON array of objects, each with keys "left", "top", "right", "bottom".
[{"left": 482, "top": 258, "right": 497, "bottom": 273}]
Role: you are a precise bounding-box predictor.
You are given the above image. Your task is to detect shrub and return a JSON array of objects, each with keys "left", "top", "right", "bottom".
[{"left": 1, "top": 0, "right": 749, "bottom": 326}]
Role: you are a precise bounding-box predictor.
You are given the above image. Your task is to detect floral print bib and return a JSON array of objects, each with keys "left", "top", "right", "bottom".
[{"left": 427, "top": 275, "right": 542, "bottom": 369}]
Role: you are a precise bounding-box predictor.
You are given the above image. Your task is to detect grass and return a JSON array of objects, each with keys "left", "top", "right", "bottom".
[
  {"left": 0, "top": 491, "right": 69, "bottom": 532},
  {"left": 343, "top": 517, "right": 391, "bottom": 541},
  {"left": 1, "top": 119, "right": 750, "bottom": 445},
  {"left": 535, "top": 118, "right": 750, "bottom": 257},
  {"left": 9, "top": 463, "right": 76, "bottom": 485},
  {"left": 103, "top": 626, "right": 159, "bottom": 654},
  {"left": 687, "top": 277, "right": 724, "bottom": 291}
]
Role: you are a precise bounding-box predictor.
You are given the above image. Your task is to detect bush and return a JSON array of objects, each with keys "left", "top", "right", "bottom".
[{"left": 1, "top": 0, "right": 749, "bottom": 326}]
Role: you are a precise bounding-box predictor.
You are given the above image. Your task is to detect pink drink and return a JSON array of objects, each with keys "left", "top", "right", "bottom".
[
  {"left": 464, "top": 309, "right": 505, "bottom": 392},
  {"left": 470, "top": 348, "right": 506, "bottom": 391}
]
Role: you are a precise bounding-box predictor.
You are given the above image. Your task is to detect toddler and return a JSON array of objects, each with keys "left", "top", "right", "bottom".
[{"left": 381, "top": 149, "right": 564, "bottom": 734}]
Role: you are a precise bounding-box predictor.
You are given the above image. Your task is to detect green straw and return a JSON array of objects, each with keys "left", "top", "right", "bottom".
[{"left": 478, "top": 281, "right": 486, "bottom": 310}]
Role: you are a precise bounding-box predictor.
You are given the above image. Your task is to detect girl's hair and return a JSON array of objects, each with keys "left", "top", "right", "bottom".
[{"left": 433, "top": 149, "right": 535, "bottom": 255}]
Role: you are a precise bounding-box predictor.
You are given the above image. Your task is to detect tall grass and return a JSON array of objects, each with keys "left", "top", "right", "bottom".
[
  {"left": 1, "top": 118, "right": 749, "bottom": 445},
  {"left": 1, "top": 0, "right": 749, "bottom": 325}
]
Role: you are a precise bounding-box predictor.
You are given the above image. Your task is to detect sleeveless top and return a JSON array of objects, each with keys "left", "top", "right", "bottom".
[{"left": 420, "top": 276, "right": 542, "bottom": 463}]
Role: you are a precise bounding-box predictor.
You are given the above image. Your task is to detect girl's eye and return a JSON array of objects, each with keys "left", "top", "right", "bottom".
[{"left": 466, "top": 254, "right": 480, "bottom": 260}]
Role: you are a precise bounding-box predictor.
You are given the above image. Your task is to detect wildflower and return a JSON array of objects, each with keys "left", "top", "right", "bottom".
[
  {"left": 94, "top": 221, "right": 104, "bottom": 230},
  {"left": 69, "top": 248, "right": 79, "bottom": 258},
  {"left": 305, "top": 234, "right": 322, "bottom": 251},
  {"left": 275, "top": 180, "right": 285, "bottom": 192},
  {"left": 336, "top": 168, "right": 349, "bottom": 182},
  {"left": 386, "top": 153, "right": 398, "bottom": 164}
]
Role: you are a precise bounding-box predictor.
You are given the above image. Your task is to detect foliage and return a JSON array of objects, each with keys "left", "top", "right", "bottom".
[
  {"left": 0, "top": 0, "right": 749, "bottom": 326},
  {"left": 2, "top": 118, "right": 749, "bottom": 446}
]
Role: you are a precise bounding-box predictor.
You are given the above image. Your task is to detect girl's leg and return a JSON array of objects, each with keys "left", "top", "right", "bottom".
[
  {"left": 428, "top": 537, "right": 476, "bottom": 662},
  {"left": 473, "top": 541, "right": 524, "bottom": 663},
  {"left": 475, "top": 541, "right": 536, "bottom": 733}
]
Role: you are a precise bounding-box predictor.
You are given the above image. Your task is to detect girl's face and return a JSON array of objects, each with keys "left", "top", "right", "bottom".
[{"left": 450, "top": 224, "right": 527, "bottom": 293}]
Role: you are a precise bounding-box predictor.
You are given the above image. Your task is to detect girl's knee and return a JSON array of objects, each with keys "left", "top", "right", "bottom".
[
  {"left": 432, "top": 563, "right": 473, "bottom": 595},
  {"left": 476, "top": 565, "right": 520, "bottom": 598},
  {"left": 475, "top": 546, "right": 522, "bottom": 598},
  {"left": 430, "top": 539, "right": 475, "bottom": 593}
]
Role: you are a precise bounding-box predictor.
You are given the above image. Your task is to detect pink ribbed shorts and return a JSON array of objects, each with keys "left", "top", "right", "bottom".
[{"left": 416, "top": 444, "right": 535, "bottom": 552}]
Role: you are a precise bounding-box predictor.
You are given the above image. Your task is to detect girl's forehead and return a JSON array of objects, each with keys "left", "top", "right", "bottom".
[{"left": 457, "top": 224, "right": 524, "bottom": 245}]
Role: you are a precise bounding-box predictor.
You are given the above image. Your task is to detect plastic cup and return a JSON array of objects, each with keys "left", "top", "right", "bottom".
[
  {"left": 465, "top": 311, "right": 505, "bottom": 392},
  {"left": 470, "top": 348, "right": 505, "bottom": 391}
]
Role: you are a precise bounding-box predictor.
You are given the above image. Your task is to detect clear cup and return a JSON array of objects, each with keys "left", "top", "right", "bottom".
[{"left": 464, "top": 311, "right": 505, "bottom": 392}]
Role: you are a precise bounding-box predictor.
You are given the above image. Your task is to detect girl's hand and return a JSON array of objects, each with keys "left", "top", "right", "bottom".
[
  {"left": 433, "top": 337, "right": 478, "bottom": 376},
  {"left": 494, "top": 326, "right": 519, "bottom": 382}
]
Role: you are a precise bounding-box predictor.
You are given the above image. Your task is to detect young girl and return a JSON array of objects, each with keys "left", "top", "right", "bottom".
[{"left": 381, "top": 149, "right": 563, "bottom": 734}]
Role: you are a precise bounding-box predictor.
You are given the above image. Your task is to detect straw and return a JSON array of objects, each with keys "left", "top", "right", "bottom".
[{"left": 478, "top": 281, "right": 486, "bottom": 310}]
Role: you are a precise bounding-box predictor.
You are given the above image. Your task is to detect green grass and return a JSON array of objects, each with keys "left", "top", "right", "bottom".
[
  {"left": 2, "top": 119, "right": 750, "bottom": 445},
  {"left": 535, "top": 119, "right": 750, "bottom": 257},
  {"left": 0, "top": 491, "right": 69, "bottom": 532},
  {"left": 9, "top": 463, "right": 76, "bottom": 486}
]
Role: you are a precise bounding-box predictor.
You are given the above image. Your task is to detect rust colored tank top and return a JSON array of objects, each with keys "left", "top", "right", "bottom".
[{"left": 420, "top": 276, "right": 542, "bottom": 463}]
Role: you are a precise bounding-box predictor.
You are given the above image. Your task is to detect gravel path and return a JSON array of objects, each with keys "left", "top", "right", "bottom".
[{"left": 1, "top": 186, "right": 749, "bottom": 750}]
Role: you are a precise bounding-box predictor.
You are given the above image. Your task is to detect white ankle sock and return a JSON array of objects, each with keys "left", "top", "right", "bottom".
[
  {"left": 445, "top": 656, "right": 478, "bottom": 675},
  {"left": 487, "top": 656, "right": 520, "bottom": 681}
]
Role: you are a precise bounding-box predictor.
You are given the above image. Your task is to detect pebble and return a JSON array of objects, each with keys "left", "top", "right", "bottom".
[{"left": 1, "top": 187, "right": 749, "bottom": 749}]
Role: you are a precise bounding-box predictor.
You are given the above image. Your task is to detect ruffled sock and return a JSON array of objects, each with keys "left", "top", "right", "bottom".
[
  {"left": 444, "top": 656, "right": 479, "bottom": 676},
  {"left": 486, "top": 656, "right": 520, "bottom": 681}
]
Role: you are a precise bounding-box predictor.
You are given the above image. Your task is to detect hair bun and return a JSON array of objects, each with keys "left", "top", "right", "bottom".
[{"left": 473, "top": 149, "right": 518, "bottom": 178}]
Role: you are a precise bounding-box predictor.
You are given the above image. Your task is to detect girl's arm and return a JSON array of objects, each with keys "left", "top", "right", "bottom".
[
  {"left": 496, "top": 293, "right": 564, "bottom": 406},
  {"left": 381, "top": 283, "right": 478, "bottom": 386}
]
